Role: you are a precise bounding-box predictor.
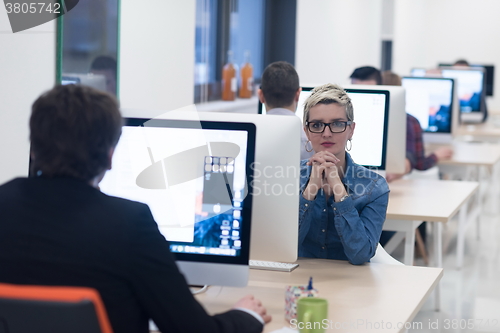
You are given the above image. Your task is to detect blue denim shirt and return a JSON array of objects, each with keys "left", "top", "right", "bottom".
[{"left": 298, "top": 153, "right": 389, "bottom": 265}]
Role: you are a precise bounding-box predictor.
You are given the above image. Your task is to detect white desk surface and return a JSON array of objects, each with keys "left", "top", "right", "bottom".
[
  {"left": 426, "top": 142, "right": 500, "bottom": 167},
  {"left": 196, "top": 259, "right": 443, "bottom": 333},
  {"left": 387, "top": 179, "right": 478, "bottom": 222}
]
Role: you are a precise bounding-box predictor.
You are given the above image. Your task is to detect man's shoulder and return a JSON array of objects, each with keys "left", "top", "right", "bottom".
[
  {"left": 0, "top": 177, "right": 149, "bottom": 213},
  {"left": 266, "top": 108, "right": 295, "bottom": 116}
]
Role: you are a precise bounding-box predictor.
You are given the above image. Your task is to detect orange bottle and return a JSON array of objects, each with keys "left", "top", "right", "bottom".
[
  {"left": 239, "top": 51, "right": 253, "bottom": 98},
  {"left": 222, "top": 51, "right": 237, "bottom": 101}
]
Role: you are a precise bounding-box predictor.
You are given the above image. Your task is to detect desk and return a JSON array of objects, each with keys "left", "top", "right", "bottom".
[
  {"left": 384, "top": 179, "right": 477, "bottom": 309},
  {"left": 455, "top": 121, "right": 500, "bottom": 141},
  {"left": 432, "top": 142, "right": 500, "bottom": 216},
  {"left": 197, "top": 259, "right": 443, "bottom": 333},
  {"left": 385, "top": 179, "right": 478, "bottom": 267}
]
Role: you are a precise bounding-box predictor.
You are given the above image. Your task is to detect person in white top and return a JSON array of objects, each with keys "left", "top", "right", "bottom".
[{"left": 257, "top": 61, "right": 313, "bottom": 160}]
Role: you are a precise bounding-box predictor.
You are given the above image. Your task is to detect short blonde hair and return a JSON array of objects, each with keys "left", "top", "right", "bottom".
[{"left": 303, "top": 83, "right": 354, "bottom": 127}]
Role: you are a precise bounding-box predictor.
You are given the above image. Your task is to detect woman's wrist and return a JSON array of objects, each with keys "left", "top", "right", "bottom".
[
  {"left": 303, "top": 182, "right": 319, "bottom": 200},
  {"left": 332, "top": 180, "right": 347, "bottom": 202}
]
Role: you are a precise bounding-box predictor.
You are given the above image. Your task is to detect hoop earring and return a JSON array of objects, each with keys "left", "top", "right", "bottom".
[
  {"left": 305, "top": 140, "right": 313, "bottom": 152},
  {"left": 346, "top": 139, "right": 352, "bottom": 152}
]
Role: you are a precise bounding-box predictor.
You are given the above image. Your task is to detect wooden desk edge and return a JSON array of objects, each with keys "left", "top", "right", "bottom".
[{"left": 401, "top": 267, "right": 444, "bottom": 331}]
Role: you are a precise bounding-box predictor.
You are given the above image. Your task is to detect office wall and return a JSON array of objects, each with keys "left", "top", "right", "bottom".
[
  {"left": 0, "top": 11, "right": 56, "bottom": 184},
  {"left": 295, "top": 0, "right": 383, "bottom": 87},
  {"left": 120, "top": 0, "right": 196, "bottom": 114},
  {"left": 393, "top": 0, "right": 500, "bottom": 110}
]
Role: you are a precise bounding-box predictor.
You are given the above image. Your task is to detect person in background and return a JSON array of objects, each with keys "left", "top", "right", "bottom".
[
  {"left": 0, "top": 84, "right": 270, "bottom": 333},
  {"left": 90, "top": 55, "right": 118, "bottom": 95},
  {"left": 258, "top": 61, "right": 313, "bottom": 160},
  {"left": 350, "top": 66, "right": 382, "bottom": 85},
  {"left": 298, "top": 83, "right": 389, "bottom": 265}
]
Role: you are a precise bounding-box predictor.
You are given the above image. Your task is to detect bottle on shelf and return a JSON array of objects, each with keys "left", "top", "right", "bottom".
[
  {"left": 239, "top": 50, "right": 253, "bottom": 99},
  {"left": 222, "top": 50, "right": 237, "bottom": 101}
]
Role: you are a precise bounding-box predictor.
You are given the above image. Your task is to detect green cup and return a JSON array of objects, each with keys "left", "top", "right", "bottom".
[{"left": 296, "top": 297, "right": 328, "bottom": 333}]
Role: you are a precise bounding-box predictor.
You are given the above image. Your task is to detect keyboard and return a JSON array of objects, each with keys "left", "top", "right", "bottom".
[{"left": 249, "top": 260, "right": 299, "bottom": 272}]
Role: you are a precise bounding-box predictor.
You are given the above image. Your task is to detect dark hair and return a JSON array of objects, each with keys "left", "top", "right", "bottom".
[
  {"left": 260, "top": 61, "right": 300, "bottom": 108},
  {"left": 30, "top": 84, "right": 123, "bottom": 181},
  {"left": 350, "top": 66, "right": 382, "bottom": 85},
  {"left": 454, "top": 59, "right": 470, "bottom": 66},
  {"left": 381, "top": 70, "right": 402, "bottom": 86},
  {"left": 90, "top": 56, "right": 117, "bottom": 77}
]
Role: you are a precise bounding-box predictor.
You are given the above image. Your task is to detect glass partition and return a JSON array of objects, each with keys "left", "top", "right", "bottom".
[{"left": 57, "top": 0, "right": 120, "bottom": 96}]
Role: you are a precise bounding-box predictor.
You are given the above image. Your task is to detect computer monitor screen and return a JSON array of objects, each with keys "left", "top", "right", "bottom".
[
  {"left": 125, "top": 110, "right": 302, "bottom": 264},
  {"left": 99, "top": 118, "right": 256, "bottom": 287},
  {"left": 343, "top": 85, "right": 407, "bottom": 174},
  {"left": 402, "top": 77, "right": 455, "bottom": 133},
  {"left": 259, "top": 87, "right": 389, "bottom": 170},
  {"left": 410, "top": 68, "right": 427, "bottom": 77},
  {"left": 439, "top": 68, "right": 485, "bottom": 113},
  {"left": 440, "top": 63, "right": 494, "bottom": 97},
  {"left": 344, "top": 89, "right": 389, "bottom": 170},
  {"left": 61, "top": 73, "right": 106, "bottom": 92}
]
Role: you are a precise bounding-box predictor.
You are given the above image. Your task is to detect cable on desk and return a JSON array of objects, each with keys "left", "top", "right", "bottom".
[{"left": 190, "top": 285, "right": 209, "bottom": 295}]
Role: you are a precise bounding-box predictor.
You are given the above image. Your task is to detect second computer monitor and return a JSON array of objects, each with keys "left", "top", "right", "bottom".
[
  {"left": 259, "top": 86, "right": 391, "bottom": 171},
  {"left": 402, "top": 76, "right": 457, "bottom": 144},
  {"left": 126, "top": 109, "right": 302, "bottom": 263},
  {"left": 439, "top": 67, "right": 485, "bottom": 113},
  {"left": 342, "top": 84, "right": 407, "bottom": 174}
]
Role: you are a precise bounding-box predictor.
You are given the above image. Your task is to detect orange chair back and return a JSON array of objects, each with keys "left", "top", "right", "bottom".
[{"left": 0, "top": 283, "right": 113, "bottom": 333}]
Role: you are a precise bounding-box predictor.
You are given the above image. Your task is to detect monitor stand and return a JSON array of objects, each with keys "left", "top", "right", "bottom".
[
  {"left": 461, "top": 112, "right": 484, "bottom": 124},
  {"left": 423, "top": 133, "right": 453, "bottom": 145}
]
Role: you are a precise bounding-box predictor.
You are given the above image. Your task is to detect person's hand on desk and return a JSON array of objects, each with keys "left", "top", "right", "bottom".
[
  {"left": 233, "top": 294, "right": 272, "bottom": 324},
  {"left": 433, "top": 147, "right": 453, "bottom": 161}
]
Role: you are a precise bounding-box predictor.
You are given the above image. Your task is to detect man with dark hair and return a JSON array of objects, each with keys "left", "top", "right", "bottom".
[
  {"left": 454, "top": 59, "right": 470, "bottom": 66},
  {"left": 90, "top": 55, "right": 118, "bottom": 95},
  {"left": 350, "top": 66, "right": 382, "bottom": 85},
  {"left": 258, "top": 61, "right": 312, "bottom": 160},
  {"left": 0, "top": 85, "right": 270, "bottom": 333}
]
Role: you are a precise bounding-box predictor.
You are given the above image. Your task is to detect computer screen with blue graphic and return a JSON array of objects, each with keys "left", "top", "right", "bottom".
[
  {"left": 402, "top": 77, "right": 455, "bottom": 134},
  {"left": 99, "top": 118, "right": 256, "bottom": 287}
]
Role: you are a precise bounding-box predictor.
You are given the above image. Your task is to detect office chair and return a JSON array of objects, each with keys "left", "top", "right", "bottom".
[
  {"left": 0, "top": 283, "right": 113, "bottom": 333},
  {"left": 371, "top": 243, "right": 404, "bottom": 265}
]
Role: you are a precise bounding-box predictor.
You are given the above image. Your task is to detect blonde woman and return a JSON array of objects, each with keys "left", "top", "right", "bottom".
[{"left": 299, "top": 83, "right": 389, "bottom": 265}]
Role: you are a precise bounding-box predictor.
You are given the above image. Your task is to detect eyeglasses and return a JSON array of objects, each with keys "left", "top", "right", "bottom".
[{"left": 305, "top": 121, "right": 353, "bottom": 133}]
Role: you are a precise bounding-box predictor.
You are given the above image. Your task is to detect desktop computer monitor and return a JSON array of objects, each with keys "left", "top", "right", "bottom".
[
  {"left": 402, "top": 77, "right": 458, "bottom": 144},
  {"left": 99, "top": 118, "right": 256, "bottom": 287},
  {"left": 343, "top": 89, "right": 389, "bottom": 169},
  {"left": 439, "top": 67, "right": 485, "bottom": 113},
  {"left": 342, "top": 85, "right": 407, "bottom": 174},
  {"left": 61, "top": 73, "right": 107, "bottom": 92},
  {"left": 120, "top": 109, "right": 301, "bottom": 264},
  {"left": 259, "top": 86, "right": 398, "bottom": 172},
  {"left": 411, "top": 67, "right": 486, "bottom": 123},
  {"left": 439, "top": 63, "right": 494, "bottom": 97}
]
